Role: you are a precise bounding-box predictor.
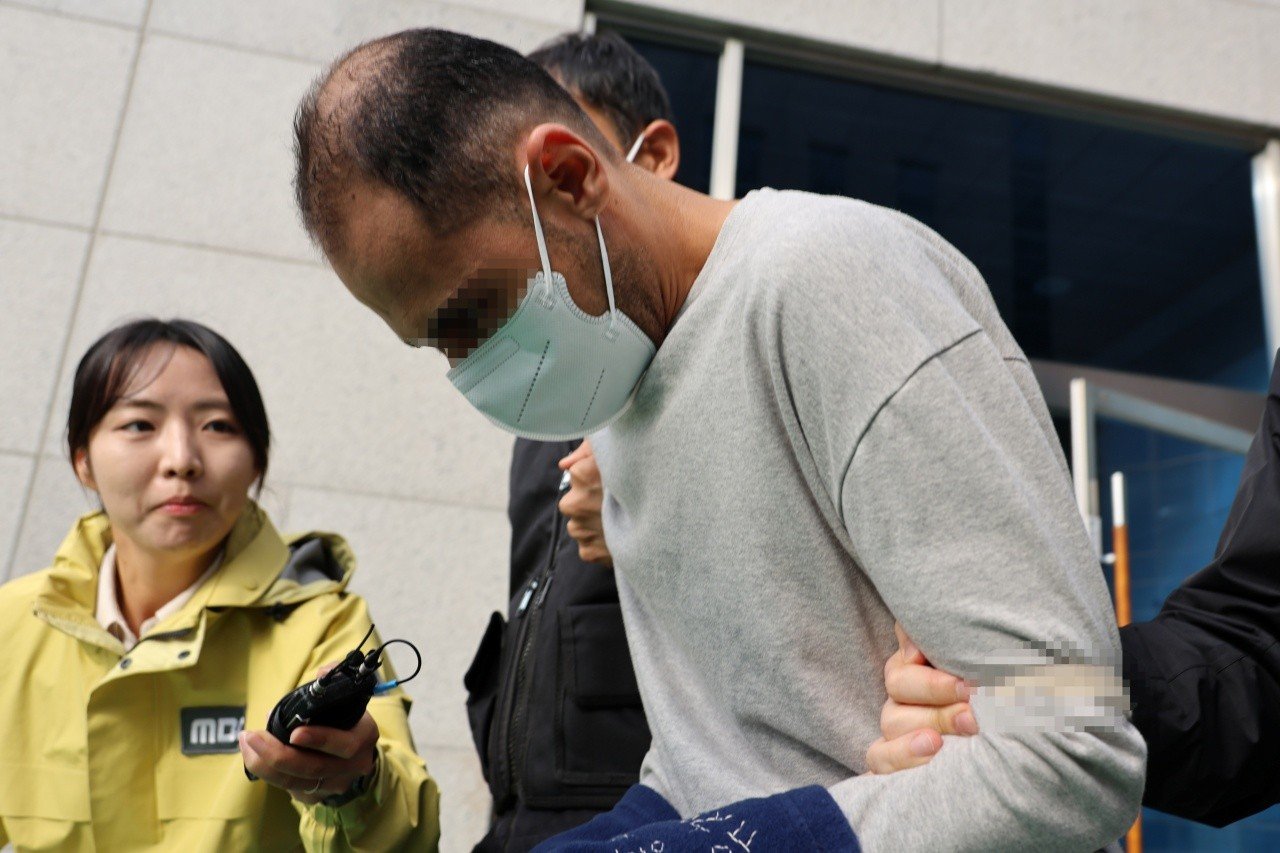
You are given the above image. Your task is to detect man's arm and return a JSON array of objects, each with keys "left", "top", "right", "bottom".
[
  {"left": 872, "top": 354, "right": 1280, "bottom": 828},
  {"left": 828, "top": 333, "right": 1144, "bottom": 851}
]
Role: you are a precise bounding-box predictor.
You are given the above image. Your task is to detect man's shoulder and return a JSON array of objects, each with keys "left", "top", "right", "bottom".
[
  {"left": 745, "top": 189, "right": 939, "bottom": 253},
  {"left": 735, "top": 190, "right": 968, "bottom": 303},
  {"left": 735, "top": 190, "right": 979, "bottom": 347}
]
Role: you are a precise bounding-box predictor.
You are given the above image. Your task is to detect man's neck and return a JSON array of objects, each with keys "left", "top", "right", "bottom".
[
  {"left": 113, "top": 537, "right": 217, "bottom": 636},
  {"left": 626, "top": 175, "right": 738, "bottom": 339}
]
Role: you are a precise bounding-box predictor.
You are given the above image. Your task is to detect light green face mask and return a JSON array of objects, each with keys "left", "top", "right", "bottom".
[{"left": 445, "top": 162, "right": 656, "bottom": 441}]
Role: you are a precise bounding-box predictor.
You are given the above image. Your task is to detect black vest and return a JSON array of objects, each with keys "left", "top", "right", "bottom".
[{"left": 465, "top": 438, "right": 651, "bottom": 851}]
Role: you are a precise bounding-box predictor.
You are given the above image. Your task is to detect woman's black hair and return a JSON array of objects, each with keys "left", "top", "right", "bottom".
[{"left": 66, "top": 319, "right": 271, "bottom": 485}]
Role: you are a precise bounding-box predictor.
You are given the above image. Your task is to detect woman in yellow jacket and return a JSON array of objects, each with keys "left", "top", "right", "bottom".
[{"left": 0, "top": 319, "right": 440, "bottom": 851}]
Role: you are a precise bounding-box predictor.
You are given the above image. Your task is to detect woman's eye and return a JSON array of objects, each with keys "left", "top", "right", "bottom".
[
  {"left": 120, "top": 420, "right": 153, "bottom": 433},
  {"left": 205, "top": 420, "right": 240, "bottom": 434}
]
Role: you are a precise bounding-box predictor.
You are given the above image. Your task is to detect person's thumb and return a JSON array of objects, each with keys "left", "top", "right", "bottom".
[{"left": 558, "top": 443, "right": 591, "bottom": 470}]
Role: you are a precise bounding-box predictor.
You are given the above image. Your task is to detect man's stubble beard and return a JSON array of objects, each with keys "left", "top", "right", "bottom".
[
  {"left": 608, "top": 242, "right": 667, "bottom": 348},
  {"left": 540, "top": 215, "right": 666, "bottom": 347}
]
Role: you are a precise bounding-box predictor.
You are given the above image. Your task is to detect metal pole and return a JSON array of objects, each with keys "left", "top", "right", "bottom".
[
  {"left": 1070, "top": 378, "right": 1101, "bottom": 558},
  {"left": 709, "top": 37, "right": 744, "bottom": 201},
  {"left": 1110, "top": 472, "right": 1132, "bottom": 627},
  {"left": 1110, "top": 471, "right": 1141, "bottom": 853},
  {"left": 1253, "top": 140, "right": 1280, "bottom": 361},
  {"left": 1094, "top": 386, "right": 1252, "bottom": 455}
]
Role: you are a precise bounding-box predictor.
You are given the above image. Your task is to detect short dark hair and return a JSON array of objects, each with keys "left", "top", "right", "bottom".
[
  {"left": 293, "top": 28, "right": 615, "bottom": 252},
  {"left": 527, "top": 31, "right": 673, "bottom": 145},
  {"left": 67, "top": 319, "right": 271, "bottom": 484}
]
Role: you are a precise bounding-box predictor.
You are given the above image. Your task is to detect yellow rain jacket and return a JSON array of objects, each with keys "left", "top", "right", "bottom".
[{"left": 0, "top": 504, "right": 440, "bottom": 852}]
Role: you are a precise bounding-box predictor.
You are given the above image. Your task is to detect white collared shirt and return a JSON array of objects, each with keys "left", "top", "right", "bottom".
[{"left": 95, "top": 544, "right": 222, "bottom": 651}]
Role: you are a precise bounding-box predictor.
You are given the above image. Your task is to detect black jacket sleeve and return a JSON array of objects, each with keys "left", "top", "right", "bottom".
[{"left": 1122, "top": 353, "right": 1280, "bottom": 827}]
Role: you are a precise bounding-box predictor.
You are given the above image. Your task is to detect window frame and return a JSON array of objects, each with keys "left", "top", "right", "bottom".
[{"left": 590, "top": 3, "right": 1280, "bottom": 357}]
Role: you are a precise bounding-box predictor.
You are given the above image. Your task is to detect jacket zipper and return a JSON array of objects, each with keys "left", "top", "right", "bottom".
[
  {"left": 489, "top": 469, "right": 570, "bottom": 807},
  {"left": 509, "top": 472, "right": 569, "bottom": 801}
]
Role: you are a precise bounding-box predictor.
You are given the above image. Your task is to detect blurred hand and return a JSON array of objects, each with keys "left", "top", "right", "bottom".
[
  {"left": 865, "top": 623, "right": 978, "bottom": 774},
  {"left": 558, "top": 439, "right": 614, "bottom": 567},
  {"left": 240, "top": 664, "right": 380, "bottom": 805}
]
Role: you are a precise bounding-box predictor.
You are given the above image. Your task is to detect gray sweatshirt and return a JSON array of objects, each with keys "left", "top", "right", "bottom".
[{"left": 590, "top": 189, "right": 1146, "bottom": 851}]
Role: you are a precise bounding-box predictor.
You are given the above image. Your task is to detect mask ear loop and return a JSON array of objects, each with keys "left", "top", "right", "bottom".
[
  {"left": 625, "top": 132, "right": 646, "bottom": 163},
  {"left": 595, "top": 216, "right": 619, "bottom": 336},
  {"left": 523, "top": 164, "right": 554, "bottom": 296},
  {"left": 525, "top": 163, "right": 620, "bottom": 336}
]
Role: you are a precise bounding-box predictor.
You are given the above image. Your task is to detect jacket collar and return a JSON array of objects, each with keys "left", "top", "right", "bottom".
[{"left": 33, "top": 503, "right": 356, "bottom": 650}]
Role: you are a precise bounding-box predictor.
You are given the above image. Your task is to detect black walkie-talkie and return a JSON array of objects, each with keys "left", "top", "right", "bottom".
[
  {"left": 267, "top": 644, "right": 381, "bottom": 742},
  {"left": 246, "top": 626, "right": 421, "bottom": 782}
]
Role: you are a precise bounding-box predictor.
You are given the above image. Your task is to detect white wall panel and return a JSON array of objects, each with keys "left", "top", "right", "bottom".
[
  {"left": 941, "top": 0, "right": 1278, "bottom": 127},
  {"left": 0, "top": 221, "right": 88, "bottom": 455},
  {"left": 6, "top": 454, "right": 95, "bottom": 579},
  {"left": 149, "top": 0, "right": 582, "bottom": 61},
  {"left": 428, "top": 746, "right": 492, "bottom": 853},
  {"left": 4, "top": 0, "right": 147, "bottom": 27},
  {"left": 0, "top": 454, "right": 35, "bottom": 579},
  {"left": 99, "top": 36, "right": 322, "bottom": 262},
  {"left": 0, "top": 6, "right": 135, "bottom": 225},
  {"left": 622, "top": 0, "right": 940, "bottom": 63}
]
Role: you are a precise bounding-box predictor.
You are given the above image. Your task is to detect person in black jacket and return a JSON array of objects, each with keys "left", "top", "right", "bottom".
[
  {"left": 866, "top": 352, "right": 1280, "bottom": 827},
  {"left": 463, "top": 31, "right": 682, "bottom": 853}
]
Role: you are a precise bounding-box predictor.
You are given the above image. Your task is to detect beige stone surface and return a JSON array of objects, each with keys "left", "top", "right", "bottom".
[
  {"left": 99, "top": 35, "right": 323, "bottom": 262},
  {"left": 426, "top": 745, "right": 492, "bottom": 852},
  {"left": 0, "top": 5, "right": 136, "bottom": 226},
  {"left": 0, "top": 453, "right": 36, "bottom": 580},
  {"left": 4, "top": 0, "right": 147, "bottom": 27},
  {"left": 0, "top": 220, "right": 88, "bottom": 455},
  {"left": 622, "top": 0, "right": 940, "bottom": 63},
  {"left": 149, "top": 0, "right": 581, "bottom": 61},
  {"left": 5, "top": 453, "right": 96, "bottom": 580},
  {"left": 941, "top": 0, "right": 1280, "bottom": 127}
]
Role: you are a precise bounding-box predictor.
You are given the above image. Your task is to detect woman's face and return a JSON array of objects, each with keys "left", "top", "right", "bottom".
[{"left": 74, "top": 344, "right": 259, "bottom": 562}]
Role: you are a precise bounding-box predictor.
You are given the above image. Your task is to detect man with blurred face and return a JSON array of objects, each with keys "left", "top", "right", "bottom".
[
  {"left": 295, "top": 28, "right": 1145, "bottom": 851},
  {"left": 463, "top": 31, "right": 678, "bottom": 852}
]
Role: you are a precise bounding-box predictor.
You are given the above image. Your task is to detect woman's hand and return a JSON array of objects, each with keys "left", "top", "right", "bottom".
[
  {"left": 865, "top": 623, "right": 978, "bottom": 774},
  {"left": 558, "top": 439, "right": 614, "bottom": 567},
  {"left": 240, "top": 712, "right": 379, "bottom": 805},
  {"left": 240, "top": 664, "right": 381, "bottom": 806}
]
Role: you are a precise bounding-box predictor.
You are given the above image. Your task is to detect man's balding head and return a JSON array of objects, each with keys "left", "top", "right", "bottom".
[{"left": 293, "top": 28, "right": 615, "bottom": 254}]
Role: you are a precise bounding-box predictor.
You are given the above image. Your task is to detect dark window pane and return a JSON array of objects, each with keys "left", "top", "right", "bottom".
[
  {"left": 738, "top": 59, "right": 1269, "bottom": 392},
  {"left": 615, "top": 32, "right": 718, "bottom": 194}
]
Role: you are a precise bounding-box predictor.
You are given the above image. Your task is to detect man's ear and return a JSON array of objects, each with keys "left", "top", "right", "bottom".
[
  {"left": 633, "top": 120, "right": 680, "bottom": 181},
  {"left": 73, "top": 448, "right": 97, "bottom": 492},
  {"left": 525, "top": 123, "right": 610, "bottom": 221}
]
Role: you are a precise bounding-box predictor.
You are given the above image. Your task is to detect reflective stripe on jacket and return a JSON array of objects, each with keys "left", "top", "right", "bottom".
[{"left": 0, "top": 503, "right": 440, "bottom": 852}]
